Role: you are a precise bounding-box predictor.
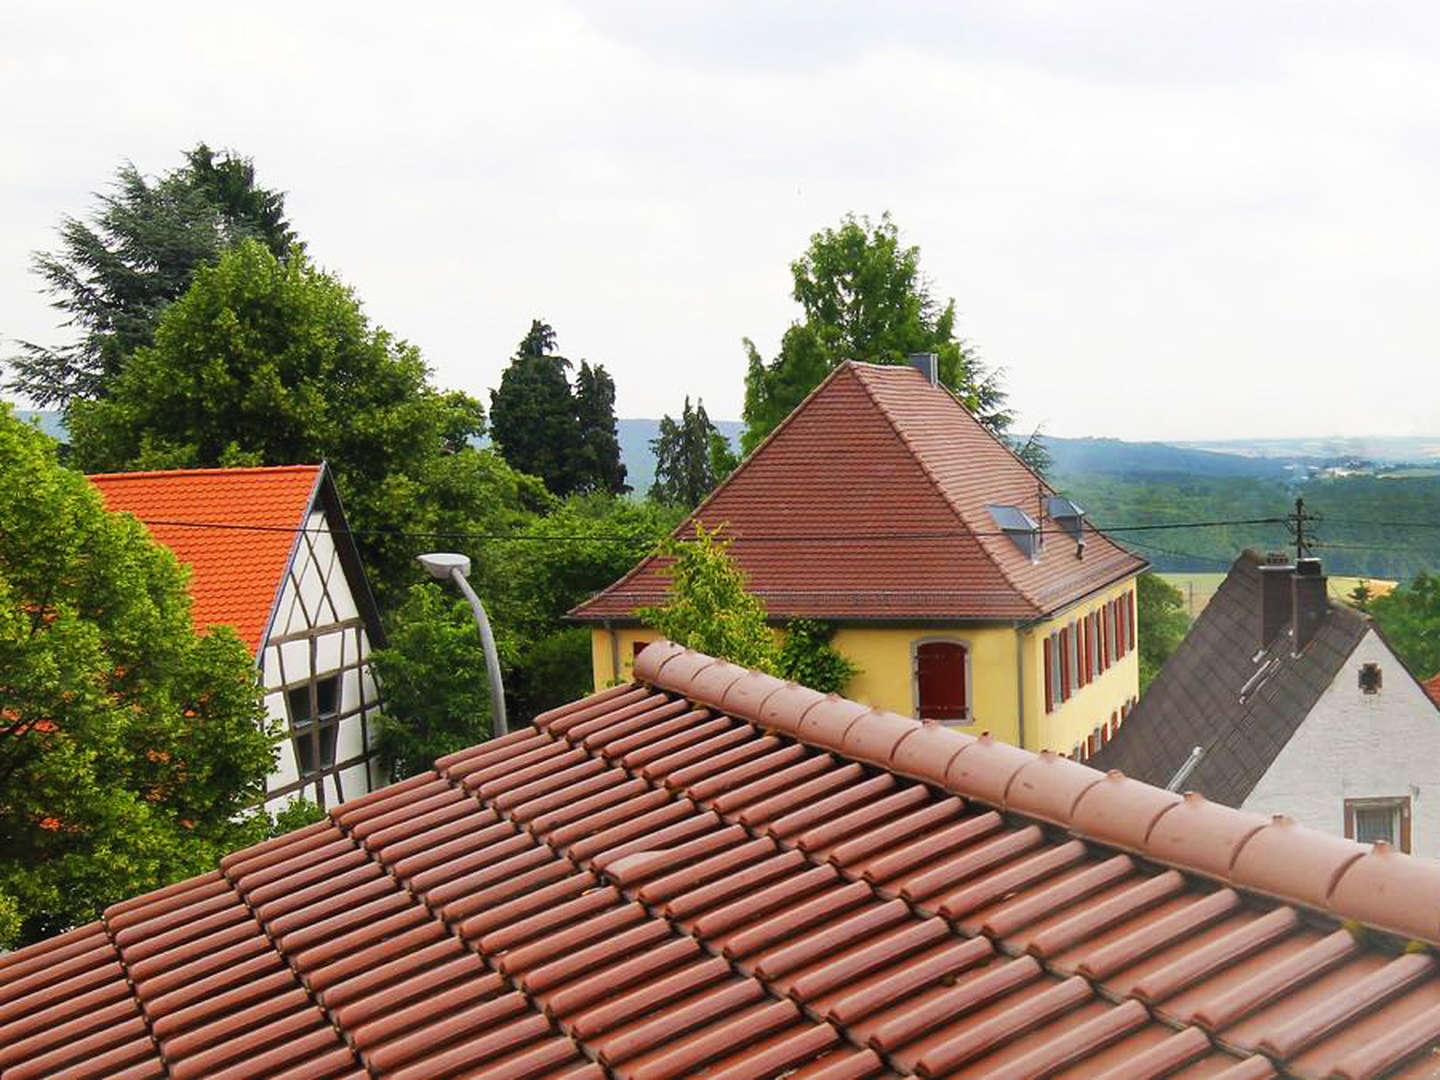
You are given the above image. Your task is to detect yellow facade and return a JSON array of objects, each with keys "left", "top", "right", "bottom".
[{"left": 588, "top": 575, "right": 1141, "bottom": 755}]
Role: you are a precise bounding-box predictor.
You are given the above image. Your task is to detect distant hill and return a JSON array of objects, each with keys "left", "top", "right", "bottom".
[
  {"left": 10, "top": 409, "right": 67, "bottom": 441},
  {"left": 1038, "top": 436, "right": 1298, "bottom": 480}
]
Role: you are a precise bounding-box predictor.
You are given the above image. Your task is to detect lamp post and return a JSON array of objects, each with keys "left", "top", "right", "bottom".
[{"left": 416, "top": 552, "right": 508, "bottom": 737}]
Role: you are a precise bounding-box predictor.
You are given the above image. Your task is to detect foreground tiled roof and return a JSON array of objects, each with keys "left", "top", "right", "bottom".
[
  {"left": 1091, "top": 553, "right": 1371, "bottom": 803},
  {"left": 572, "top": 363, "right": 1146, "bottom": 623},
  {"left": 9, "top": 642, "right": 1440, "bottom": 1079},
  {"left": 89, "top": 465, "right": 322, "bottom": 654}
]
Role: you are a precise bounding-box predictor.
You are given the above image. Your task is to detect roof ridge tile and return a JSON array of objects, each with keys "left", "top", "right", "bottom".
[{"left": 636, "top": 638, "right": 1440, "bottom": 947}]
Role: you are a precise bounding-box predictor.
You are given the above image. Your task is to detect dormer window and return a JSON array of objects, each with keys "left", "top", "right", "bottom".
[
  {"left": 987, "top": 505, "right": 1041, "bottom": 559},
  {"left": 1046, "top": 496, "right": 1086, "bottom": 540}
]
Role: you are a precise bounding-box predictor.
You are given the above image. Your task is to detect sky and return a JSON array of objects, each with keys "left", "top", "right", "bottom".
[{"left": 3, "top": 1, "right": 1439, "bottom": 441}]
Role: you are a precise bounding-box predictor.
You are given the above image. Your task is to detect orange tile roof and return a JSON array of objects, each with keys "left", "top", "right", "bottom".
[
  {"left": 88, "top": 465, "right": 322, "bottom": 654},
  {"left": 9, "top": 640, "right": 1440, "bottom": 1078},
  {"left": 572, "top": 362, "right": 1146, "bottom": 623},
  {"left": 1424, "top": 674, "right": 1440, "bottom": 708}
]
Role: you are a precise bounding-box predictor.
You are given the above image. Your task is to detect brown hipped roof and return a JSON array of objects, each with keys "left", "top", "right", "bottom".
[
  {"left": 571, "top": 362, "right": 1145, "bottom": 624},
  {"left": 9, "top": 643, "right": 1440, "bottom": 1077}
]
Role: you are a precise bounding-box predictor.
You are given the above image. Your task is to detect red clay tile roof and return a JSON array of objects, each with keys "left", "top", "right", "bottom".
[
  {"left": 88, "top": 465, "right": 322, "bottom": 654},
  {"left": 572, "top": 362, "right": 1146, "bottom": 623},
  {"left": 9, "top": 640, "right": 1440, "bottom": 1078},
  {"left": 1424, "top": 674, "right": 1440, "bottom": 708}
]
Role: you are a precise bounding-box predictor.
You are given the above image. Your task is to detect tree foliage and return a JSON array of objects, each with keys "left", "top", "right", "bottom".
[
  {"left": 1367, "top": 572, "right": 1440, "bottom": 680},
  {"left": 777, "top": 619, "right": 859, "bottom": 694},
  {"left": 368, "top": 583, "right": 494, "bottom": 782},
  {"left": 490, "top": 322, "right": 628, "bottom": 498},
  {"left": 639, "top": 524, "right": 779, "bottom": 672},
  {"left": 649, "top": 397, "right": 737, "bottom": 507},
  {"left": 8, "top": 145, "right": 297, "bottom": 407},
  {"left": 65, "top": 239, "right": 540, "bottom": 603},
  {"left": 1136, "top": 571, "right": 1191, "bottom": 693},
  {"left": 0, "top": 409, "right": 278, "bottom": 947},
  {"left": 742, "top": 213, "right": 1010, "bottom": 454}
]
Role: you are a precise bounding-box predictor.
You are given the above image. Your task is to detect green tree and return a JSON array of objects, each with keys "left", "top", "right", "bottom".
[
  {"left": 1368, "top": 572, "right": 1440, "bottom": 679},
  {"left": 777, "top": 619, "right": 859, "bottom": 694},
  {"left": 1136, "top": 571, "right": 1191, "bottom": 693},
  {"left": 574, "top": 361, "right": 629, "bottom": 495},
  {"left": 649, "top": 397, "right": 737, "bottom": 506},
  {"left": 369, "top": 584, "right": 495, "bottom": 781},
  {"left": 1348, "top": 580, "right": 1373, "bottom": 612},
  {"left": 639, "top": 524, "right": 778, "bottom": 672},
  {"left": 490, "top": 322, "right": 627, "bottom": 497},
  {"left": 0, "top": 409, "right": 278, "bottom": 946},
  {"left": 741, "top": 212, "right": 1010, "bottom": 454},
  {"left": 7, "top": 145, "right": 298, "bottom": 407},
  {"left": 65, "top": 239, "right": 536, "bottom": 602}
]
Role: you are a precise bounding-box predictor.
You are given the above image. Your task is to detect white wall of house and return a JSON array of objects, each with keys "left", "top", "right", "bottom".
[
  {"left": 1242, "top": 629, "right": 1440, "bottom": 857},
  {"left": 258, "top": 506, "right": 382, "bottom": 812}
]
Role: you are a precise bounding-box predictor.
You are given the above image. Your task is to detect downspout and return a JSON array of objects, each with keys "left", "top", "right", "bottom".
[
  {"left": 605, "top": 619, "right": 621, "bottom": 684},
  {"left": 1015, "top": 621, "right": 1026, "bottom": 749}
]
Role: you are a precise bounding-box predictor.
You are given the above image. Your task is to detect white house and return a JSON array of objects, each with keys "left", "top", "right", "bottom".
[
  {"left": 1094, "top": 551, "right": 1440, "bottom": 855},
  {"left": 89, "top": 464, "right": 385, "bottom": 810}
]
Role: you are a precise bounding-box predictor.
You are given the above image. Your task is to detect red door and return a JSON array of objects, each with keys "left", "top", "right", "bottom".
[{"left": 917, "top": 641, "right": 968, "bottom": 721}]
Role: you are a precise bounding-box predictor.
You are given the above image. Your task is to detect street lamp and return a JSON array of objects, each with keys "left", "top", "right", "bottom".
[{"left": 416, "top": 552, "right": 508, "bottom": 737}]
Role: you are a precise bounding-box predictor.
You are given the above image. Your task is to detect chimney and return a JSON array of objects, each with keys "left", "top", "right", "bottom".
[
  {"left": 1258, "top": 553, "right": 1293, "bottom": 650},
  {"left": 1291, "top": 557, "right": 1328, "bottom": 653},
  {"left": 908, "top": 353, "right": 939, "bottom": 386}
]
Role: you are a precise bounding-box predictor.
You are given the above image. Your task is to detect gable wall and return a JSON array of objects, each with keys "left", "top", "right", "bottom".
[
  {"left": 258, "top": 506, "right": 382, "bottom": 811},
  {"left": 1242, "top": 628, "right": 1440, "bottom": 856}
]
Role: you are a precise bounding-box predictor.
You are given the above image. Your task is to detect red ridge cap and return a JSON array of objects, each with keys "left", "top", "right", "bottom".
[{"left": 636, "top": 638, "right": 1440, "bottom": 946}]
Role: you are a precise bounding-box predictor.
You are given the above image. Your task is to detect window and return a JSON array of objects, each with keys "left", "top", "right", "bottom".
[
  {"left": 289, "top": 675, "right": 340, "bottom": 778},
  {"left": 915, "top": 640, "right": 969, "bottom": 722},
  {"left": 1359, "top": 663, "right": 1382, "bottom": 694},
  {"left": 1344, "top": 797, "right": 1410, "bottom": 852}
]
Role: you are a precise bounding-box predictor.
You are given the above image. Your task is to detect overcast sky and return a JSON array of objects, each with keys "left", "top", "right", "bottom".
[{"left": 4, "top": 1, "right": 1439, "bottom": 440}]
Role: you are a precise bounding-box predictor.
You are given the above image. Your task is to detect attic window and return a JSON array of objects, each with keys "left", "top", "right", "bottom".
[
  {"left": 987, "top": 505, "right": 1041, "bottom": 559},
  {"left": 1359, "top": 663, "right": 1382, "bottom": 694},
  {"left": 1045, "top": 496, "right": 1086, "bottom": 540}
]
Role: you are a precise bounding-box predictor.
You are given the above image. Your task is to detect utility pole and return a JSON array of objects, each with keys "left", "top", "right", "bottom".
[{"left": 1287, "top": 497, "right": 1319, "bottom": 561}]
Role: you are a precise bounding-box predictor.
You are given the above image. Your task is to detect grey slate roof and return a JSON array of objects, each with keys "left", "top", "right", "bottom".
[{"left": 1090, "top": 551, "right": 1369, "bottom": 805}]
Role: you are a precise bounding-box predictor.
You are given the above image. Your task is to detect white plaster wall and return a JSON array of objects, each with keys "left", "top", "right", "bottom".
[{"left": 1242, "top": 629, "right": 1440, "bottom": 857}]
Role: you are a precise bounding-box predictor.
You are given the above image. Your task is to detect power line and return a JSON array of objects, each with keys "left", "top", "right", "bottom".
[{"left": 127, "top": 514, "right": 1294, "bottom": 544}]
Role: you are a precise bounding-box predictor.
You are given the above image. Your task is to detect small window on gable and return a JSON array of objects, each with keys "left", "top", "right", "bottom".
[
  {"left": 1345, "top": 796, "right": 1411, "bottom": 852},
  {"left": 987, "top": 505, "right": 1041, "bottom": 559},
  {"left": 915, "top": 640, "right": 969, "bottom": 722},
  {"left": 289, "top": 675, "right": 340, "bottom": 778},
  {"left": 1359, "top": 663, "right": 1382, "bottom": 694}
]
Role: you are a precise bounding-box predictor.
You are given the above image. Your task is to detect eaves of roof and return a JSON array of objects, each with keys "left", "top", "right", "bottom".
[{"left": 7, "top": 641, "right": 1440, "bottom": 1078}]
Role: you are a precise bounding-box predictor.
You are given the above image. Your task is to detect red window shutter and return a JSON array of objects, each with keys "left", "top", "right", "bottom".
[
  {"left": 1043, "top": 640, "right": 1053, "bottom": 714},
  {"left": 1060, "top": 627, "right": 1070, "bottom": 701},
  {"left": 917, "top": 641, "right": 968, "bottom": 721},
  {"left": 1128, "top": 589, "right": 1137, "bottom": 651},
  {"left": 1102, "top": 605, "right": 1111, "bottom": 669},
  {"left": 1083, "top": 617, "right": 1093, "bottom": 684}
]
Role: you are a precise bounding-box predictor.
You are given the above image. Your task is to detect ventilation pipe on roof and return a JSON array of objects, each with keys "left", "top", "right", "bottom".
[
  {"left": 908, "top": 352, "right": 939, "bottom": 386},
  {"left": 1292, "top": 557, "right": 1328, "bottom": 655},
  {"left": 1166, "top": 746, "right": 1205, "bottom": 791},
  {"left": 1258, "top": 553, "right": 1294, "bottom": 651}
]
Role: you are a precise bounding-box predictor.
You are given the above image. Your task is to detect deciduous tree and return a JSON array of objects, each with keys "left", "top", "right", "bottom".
[
  {"left": 65, "top": 239, "right": 535, "bottom": 602},
  {"left": 0, "top": 409, "right": 278, "bottom": 946},
  {"left": 7, "top": 145, "right": 298, "bottom": 407},
  {"left": 1136, "top": 572, "right": 1191, "bottom": 692},
  {"left": 742, "top": 212, "right": 1010, "bottom": 454},
  {"left": 1368, "top": 572, "right": 1440, "bottom": 679},
  {"left": 639, "top": 524, "right": 779, "bottom": 672}
]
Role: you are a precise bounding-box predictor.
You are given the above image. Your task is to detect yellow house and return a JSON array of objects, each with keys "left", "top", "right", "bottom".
[{"left": 570, "top": 360, "right": 1147, "bottom": 758}]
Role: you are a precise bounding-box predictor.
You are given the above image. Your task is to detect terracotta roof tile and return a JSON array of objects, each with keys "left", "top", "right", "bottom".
[
  {"left": 9, "top": 639, "right": 1440, "bottom": 1077},
  {"left": 573, "top": 363, "right": 1145, "bottom": 623},
  {"left": 88, "top": 465, "right": 321, "bottom": 654}
]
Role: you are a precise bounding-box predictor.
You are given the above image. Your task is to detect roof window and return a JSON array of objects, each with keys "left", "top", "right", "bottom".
[
  {"left": 987, "top": 504, "right": 1041, "bottom": 559},
  {"left": 1046, "top": 496, "right": 1086, "bottom": 539}
]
